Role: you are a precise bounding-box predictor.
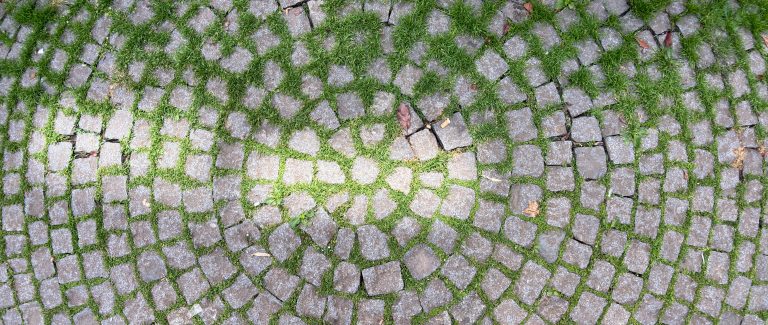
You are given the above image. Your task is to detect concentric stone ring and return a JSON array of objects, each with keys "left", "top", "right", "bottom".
[{"left": 1, "top": 0, "right": 768, "bottom": 324}]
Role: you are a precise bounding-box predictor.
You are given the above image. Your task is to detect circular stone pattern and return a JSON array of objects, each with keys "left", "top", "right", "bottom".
[{"left": 1, "top": 0, "right": 768, "bottom": 324}]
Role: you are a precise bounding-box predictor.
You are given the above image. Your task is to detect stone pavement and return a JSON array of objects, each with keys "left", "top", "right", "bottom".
[{"left": 1, "top": 0, "right": 768, "bottom": 324}]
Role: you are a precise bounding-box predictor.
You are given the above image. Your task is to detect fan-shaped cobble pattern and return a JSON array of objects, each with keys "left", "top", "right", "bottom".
[{"left": 1, "top": 0, "right": 768, "bottom": 324}]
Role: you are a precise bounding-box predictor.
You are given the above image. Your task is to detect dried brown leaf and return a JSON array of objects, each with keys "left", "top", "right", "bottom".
[
  {"left": 397, "top": 103, "right": 411, "bottom": 130},
  {"left": 252, "top": 252, "right": 271, "bottom": 257},
  {"left": 523, "top": 2, "right": 533, "bottom": 13},
  {"left": 763, "top": 34, "right": 768, "bottom": 47},
  {"left": 732, "top": 146, "right": 746, "bottom": 170},
  {"left": 759, "top": 145, "right": 768, "bottom": 157},
  {"left": 664, "top": 31, "right": 673, "bottom": 48},
  {"left": 636, "top": 37, "right": 650, "bottom": 49},
  {"left": 502, "top": 22, "right": 511, "bottom": 35},
  {"left": 523, "top": 201, "right": 539, "bottom": 217}
]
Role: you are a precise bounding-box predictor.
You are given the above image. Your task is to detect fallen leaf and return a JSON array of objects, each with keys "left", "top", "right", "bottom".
[
  {"left": 664, "top": 31, "right": 673, "bottom": 47},
  {"left": 523, "top": 2, "right": 533, "bottom": 13},
  {"left": 523, "top": 201, "right": 540, "bottom": 217},
  {"left": 759, "top": 145, "right": 768, "bottom": 157},
  {"left": 440, "top": 118, "right": 451, "bottom": 128},
  {"left": 763, "top": 34, "right": 768, "bottom": 47},
  {"left": 636, "top": 37, "right": 650, "bottom": 49},
  {"left": 502, "top": 22, "right": 511, "bottom": 35},
  {"left": 252, "top": 252, "right": 271, "bottom": 257},
  {"left": 732, "top": 146, "right": 746, "bottom": 170},
  {"left": 470, "top": 83, "right": 478, "bottom": 91},
  {"left": 397, "top": 103, "right": 411, "bottom": 131}
]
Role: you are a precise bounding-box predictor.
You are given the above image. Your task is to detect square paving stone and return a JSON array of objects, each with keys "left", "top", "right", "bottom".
[
  {"left": 410, "top": 189, "right": 441, "bottom": 218},
  {"left": 323, "top": 296, "right": 353, "bottom": 324},
  {"left": 447, "top": 152, "right": 477, "bottom": 181},
  {"left": 538, "top": 294, "right": 569, "bottom": 323},
  {"left": 391, "top": 217, "right": 421, "bottom": 247},
  {"left": 439, "top": 185, "right": 475, "bottom": 220},
  {"left": 333, "top": 261, "right": 360, "bottom": 294},
  {"left": 350, "top": 157, "right": 379, "bottom": 185},
  {"left": 357, "top": 225, "right": 390, "bottom": 261},
  {"left": 461, "top": 232, "right": 493, "bottom": 262},
  {"left": 494, "top": 298, "right": 528, "bottom": 324},
  {"left": 509, "top": 183, "right": 542, "bottom": 215},
  {"left": 268, "top": 224, "right": 301, "bottom": 262},
  {"left": 546, "top": 166, "right": 575, "bottom": 192},
  {"left": 334, "top": 228, "right": 355, "bottom": 260},
  {"left": 549, "top": 266, "right": 580, "bottom": 297},
  {"left": 296, "top": 284, "right": 326, "bottom": 319},
  {"left": 216, "top": 142, "right": 245, "bottom": 169},
  {"left": 512, "top": 145, "right": 544, "bottom": 177},
  {"left": 477, "top": 139, "right": 507, "bottom": 164},
  {"left": 575, "top": 146, "right": 607, "bottom": 180},
  {"left": 515, "top": 261, "right": 550, "bottom": 306},
  {"left": 504, "top": 215, "right": 537, "bottom": 247},
  {"left": 215, "top": 275, "right": 254, "bottom": 312},
  {"left": 450, "top": 292, "right": 486, "bottom": 324},
  {"left": 612, "top": 273, "right": 643, "bottom": 304},
  {"left": 418, "top": 278, "right": 452, "bottom": 314},
  {"left": 440, "top": 253, "right": 476, "bottom": 290},
  {"left": 481, "top": 268, "right": 511, "bottom": 300},
  {"left": 263, "top": 268, "right": 300, "bottom": 302},
  {"left": 47, "top": 142, "right": 72, "bottom": 171},
  {"left": 473, "top": 199, "right": 503, "bottom": 233},
  {"left": 624, "top": 240, "right": 650, "bottom": 273},
  {"left": 392, "top": 290, "right": 422, "bottom": 323},
  {"left": 535, "top": 82, "right": 561, "bottom": 107},
  {"left": 585, "top": 260, "right": 616, "bottom": 293},
  {"left": 188, "top": 219, "right": 222, "bottom": 249},
  {"left": 432, "top": 112, "right": 473, "bottom": 150},
  {"left": 563, "top": 239, "right": 593, "bottom": 269},
  {"left": 199, "top": 248, "right": 236, "bottom": 285},
  {"left": 362, "top": 261, "right": 403, "bottom": 296},
  {"left": 475, "top": 49, "right": 509, "bottom": 81},
  {"left": 505, "top": 107, "right": 537, "bottom": 142},
  {"left": 571, "top": 291, "right": 607, "bottom": 325},
  {"left": 546, "top": 141, "right": 573, "bottom": 166},
  {"left": 300, "top": 209, "right": 337, "bottom": 247},
  {"left": 403, "top": 244, "right": 440, "bottom": 280}
]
